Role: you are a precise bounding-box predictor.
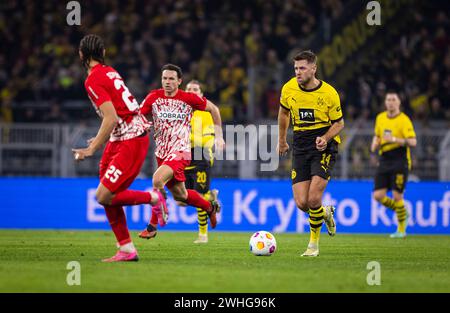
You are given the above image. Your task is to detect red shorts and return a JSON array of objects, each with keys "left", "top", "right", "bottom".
[
  {"left": 99, "top": 134, "right": 149, "bottom": 193},
  {"left": 156, "top": 151, "right": 191, "bottom": 189}
]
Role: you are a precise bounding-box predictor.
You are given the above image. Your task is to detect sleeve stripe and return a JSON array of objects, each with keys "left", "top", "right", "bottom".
[
  {"left": 331, "top": 117, "right": 343, "bottom": 123},
  {"left": 280, "top": 103, "right": 290, "bottom": 111},
  {"left": 88, "top": 86, "right": 99, "bottom": 99}
]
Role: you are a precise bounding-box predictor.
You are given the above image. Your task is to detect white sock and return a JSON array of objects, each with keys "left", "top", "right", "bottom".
[
  {"left": 150, "top": 191, "right": 159, "bottom": 205},
  {"left": 120, "top": 242, "right": 136, "bottom": 253}
]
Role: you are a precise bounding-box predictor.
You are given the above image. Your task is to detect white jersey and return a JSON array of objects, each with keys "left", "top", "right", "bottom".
[{"left": 141, "top": 89, "right": 207, "bottom": 160}]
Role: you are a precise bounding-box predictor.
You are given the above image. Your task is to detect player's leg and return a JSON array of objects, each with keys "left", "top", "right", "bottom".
[
  {"left": 102, "top": 205, "right": 138, "bottom": 262},
  {"left": 291, "top": 153, "right": 318, "bottom": 256},
  {"left": 139, "top": 164, "right": 173, "bottom": 239},
  {"left": 301, "top": 175, "right": 328, "bottom": 256},
  {"left": 151, "top": 164, "right": 173, "bottom": 225},
  {"left": 301, "top": 149, "right": 337, "bottom": 257},
  {"left": 98, "top": 143, "right": 135, "bottom": 261},
  {"left": 194, "top": 167, "right": 212, "bottom": 243},
  {"left": 292, "top": 181, "right": 311, "bottom": 213},
  {"left": 100, "top": 135, "right": 163, "bottom": 261},
  {"left": 184, "top": 167, "right": 208, "bottom": 243},
  {"left": 170, "top": 181, "right": 219, "bottom": 229},
  {"left": 373, "top": 188, "right": 394, "bottom": 208},
  {"left": 373, "top": 168, "right": 396, "bottom": 210},
  {"left": 96, "top": 140, "right": 141, "bottom": 261},
  {"left": 95, "top": 136, "right": 160, "bottom": 208},
  {"left": 96, "top": 183, "right": 159, "bottom": 207},
  {"left": 390, "top": 171, "right": 408, "bottom": 238}
]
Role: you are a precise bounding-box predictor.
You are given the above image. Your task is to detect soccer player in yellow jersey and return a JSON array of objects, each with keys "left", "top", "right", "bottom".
[
  {"left": 371, "top": 92, "right": 417, "bottom": 238},
  {"left": 277, "top": 50, "right": 344, "bottom": 257},
  {"left": 182, "top": 80, "right": 220, "bottom": 243}
]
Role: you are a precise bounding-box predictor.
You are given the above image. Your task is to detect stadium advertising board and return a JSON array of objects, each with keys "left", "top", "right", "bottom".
[{"left": 1, "top": 178, "right": 449, "bottom": 234}]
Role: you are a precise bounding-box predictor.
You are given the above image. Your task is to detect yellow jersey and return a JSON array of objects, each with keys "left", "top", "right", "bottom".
[
  {"left": 280, "top": 78, "right": 343, "bottom": 153},
  {"left": 374, "top": 111, "right": 416, "bottom": 169},
  {"left": 187, "top": 110, "right": 215, "bottom": 168}
]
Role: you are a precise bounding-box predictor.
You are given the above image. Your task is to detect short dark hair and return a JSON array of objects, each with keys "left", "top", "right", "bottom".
[
  {"left": 293, "top": 50, "right": 317, "bottom": 64},
  {"left": 187, "top": 79, "right": 201, "bottom": 87},
  {"left": 79, "top": 34, "right": 105, "bottom": 68},
  {"left": 386, "top": 90, "right": 400, "bottom": 98},
  {"left": 161, "top": 64, "right": 183, "bottom": 79}
]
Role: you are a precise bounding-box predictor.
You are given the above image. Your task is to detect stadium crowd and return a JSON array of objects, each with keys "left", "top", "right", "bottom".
[
  {"left": 1, "top": 0, "right": 448, "bottom": 126},
  {"left": 1, "top": 0, "right": 345, "bottom": 124}
]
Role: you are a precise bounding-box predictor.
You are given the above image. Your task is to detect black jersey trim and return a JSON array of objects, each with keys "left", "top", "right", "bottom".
[
  {"left": 280, "top": 102, "right": 290, "bottom": 111},
  {"left": 295, "top": 121, "right": 331, "bottom": 128},
  {"left": 331, "top": 117, "right": 343, "bottom": 123},
  {"left": 299, "top": 80, "right": 323, "bottom": 92}
]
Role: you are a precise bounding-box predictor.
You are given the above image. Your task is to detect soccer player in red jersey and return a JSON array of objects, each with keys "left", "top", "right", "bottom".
[
  {"left": 72, "top": 34, "right": 167, "bottom": 262},
  {"left": 138, "top": 64, "right": 225, "bottom": 239}
]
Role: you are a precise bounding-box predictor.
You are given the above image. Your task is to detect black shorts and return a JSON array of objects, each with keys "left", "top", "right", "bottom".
[
  {"left": 185, "top": 165, "right": 211, "bottom": 194},
  {"left": 292, "top": 141, "right": 338, "bottom": 184},
  {"left": 374, "top": 162, "right": 409, "bottom": 193}
]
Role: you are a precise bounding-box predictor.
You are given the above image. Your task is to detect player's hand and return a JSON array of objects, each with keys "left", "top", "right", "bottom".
[
  {"left": 215, "top": 137, "right": 226, "bottom": 152},
  {"left": 277, "top": 141, "right": 289, "bottom": 156},
  {"left": 383, "top": 133, "right": 394, "bottom": 143},
  {"left": 87, "top": 137, "right": 95, "bottom": 145},
  {"left": 316, "top": 136, "right": 327, "bottom": 151},
  {"left": 72, "top": 147, "right": 95, "bottom": 161}
]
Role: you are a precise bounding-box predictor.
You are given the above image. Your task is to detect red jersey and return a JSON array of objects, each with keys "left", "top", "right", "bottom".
[
  {"left": 140, "top": 89, "right": 207, "bottom": 160},
  {"left": 84, "top": 64, "right": 150, "bottom": 142}
]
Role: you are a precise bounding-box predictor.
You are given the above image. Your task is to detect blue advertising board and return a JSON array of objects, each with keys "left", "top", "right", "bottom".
[{"left": 0, "top": 178, "right": 449, "bottom": 234}]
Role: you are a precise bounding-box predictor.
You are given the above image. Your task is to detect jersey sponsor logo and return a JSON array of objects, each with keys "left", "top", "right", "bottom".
[
  {"left": 299, "top": 109, "right": 315, "bottom": 122},
  {"left": 157, "top": 111, "right": 189, "bottom": 120}
]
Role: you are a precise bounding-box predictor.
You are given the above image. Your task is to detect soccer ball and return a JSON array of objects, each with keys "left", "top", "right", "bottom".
[{"left": 249, "top": 231, "right": 277, "bottom": 256}]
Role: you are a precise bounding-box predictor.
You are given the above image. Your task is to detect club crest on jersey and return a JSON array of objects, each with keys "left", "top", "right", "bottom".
[
  {"left": 299, "top": 109, "right": 315, "bottom": 122},
  {"left": 158, "top": 111, "right": 188, "bottom": 120},
  {"left": 317, "top": 97, "right": 325, "bottom": 106}
]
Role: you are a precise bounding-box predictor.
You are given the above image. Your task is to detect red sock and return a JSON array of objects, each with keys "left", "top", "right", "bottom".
[
  {"left": 104, "top": 206, "right": 131, "bottom": 246},
  {"left": 111, "top": 190, "right": 151, "bottom": 206},
  {"left": 150, "top": 211, "right": 158, "bottom": 225},
  {"left": 186, "top": 189, "right": 211, "bottom": 212}
]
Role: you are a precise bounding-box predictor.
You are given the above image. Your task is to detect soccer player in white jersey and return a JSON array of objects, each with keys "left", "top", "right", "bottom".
[{"left": 138, "top": 64, "right": 225, "bottom": 239}]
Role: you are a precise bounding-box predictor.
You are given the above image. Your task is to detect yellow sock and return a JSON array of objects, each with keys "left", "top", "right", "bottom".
[
  {"left": 197, "top": 208, "right": 208, "bottom": 236},
  {"left": 394, "top": 200, "right": 408, "bottom": 233},
  {"left": 380, "top": 196, "right": 396, "bottom": 210},
  {"left": 203, "top": 191, "right": 211, "bottom": 201},
  {"left": 309, "top": 206, "right": 324, "bottom": 245},
  {"left": 197, "top": 191, "right": 211, "bottom": 236}
]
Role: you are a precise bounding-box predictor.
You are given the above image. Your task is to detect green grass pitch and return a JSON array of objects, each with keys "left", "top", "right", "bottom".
[{"left": 0, "top": 230, "right": 449, "bottom": 292}]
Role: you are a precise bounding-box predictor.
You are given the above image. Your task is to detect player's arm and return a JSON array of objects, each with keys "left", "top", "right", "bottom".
[
  {"left": 72, "top": 102, "right": 118, "bottom": 160},
  {"left": 384, "top": 118, "right": 417, "bottom": 147},
  {"left": 316, "top": 119, "right": 345, "bottom": 151},
  {"left": 316, "top": 89, "right": 344, "bottom": 151},
  {"left": 204, "top": 100, "right": 225, "bottom": 151},
  {"left": 139, "top": 92, "right": 154, "bottom": 122},
  {"left": 371, "top": 116, "right": 381, "bottom": 153},
  {"left": 371, "top": 136, "right": 381, "bottom": 153},
  {"left": 386, "top": 136, "right": 417, "bottom": 147},
  {"left": 277, "top": 106, "right": 290, "bottom": 156}
]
